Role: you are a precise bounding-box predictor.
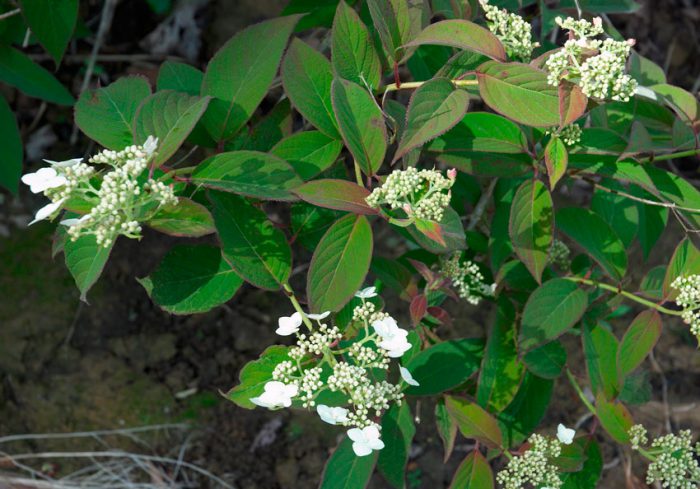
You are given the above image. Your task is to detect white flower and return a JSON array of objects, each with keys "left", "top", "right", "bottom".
[
  {"left": 21, "top": 167, "right": 67, "bottom": 193},
  {"left": 347, "top": 425, "right": 385, "bottom": 456},
  {"left": 44, "top": 157, "right": 83, "bottom": 168},
  {"left": 399, "top": 366, "right": 419, "bottom": 386},
  {"left": 29, "top": 198, "right": 66, "bottom": 225},
  {"left": 276, "top": 312, "right": 303, "bottom": 336},
  {"left": 373, "top": 317, "right": 411, "bottom": 358},
  {"left": 355, "top": 286, "right": 377, "bottom": 299},
  {"left": 250, "top": 381, "right": 298, "bottom": 409},
  {"left": 143, "top": 136, "right": 158, "bottom": 156},
  {"left": 557, "top": 423, "right": 575, "bottom": 445},
  {"left": 316, "top": 404, "right": 349, "bottom": 425},
  {"left": 307, "top": 311, "right": 331, "bottom": 320},
  {"left": 60, "top": 214, "right": 90, "bottom": 227}
]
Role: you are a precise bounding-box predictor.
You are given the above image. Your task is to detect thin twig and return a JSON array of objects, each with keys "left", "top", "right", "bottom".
[
  {"left": 70, "top": 0, "right": 119, "bottom": 145},
  {"left": 0, "top": 424, "right": 189, "bottom": 445},
  {"left": 0, "top": 7, "right": 20, "bottom": 20},
  {"left": 648, "top": 349, "right": 672, "bottom": 433},
  {"left": 467, "top": 179, "right": 497, "bottom": 231}
]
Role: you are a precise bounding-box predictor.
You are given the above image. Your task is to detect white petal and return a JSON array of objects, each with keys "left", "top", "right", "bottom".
[
  {"left": 355, "top": 286, "right": 377, "bottom": 299},
  {"left": 557, "top": 423, "right": 575, "bottom": 445},
  {"left": 29, "top": 199, "right": 65, "bottom": 225},
  {"left": 351, "top": 441, "right": 372, "bottom": 457},
  {"left": 44, "top": 157, "right": 82, "bottom": 168},
  {"left": 308, "top": 311, "right": 331, "bottom": 320},
  {"left": 399, "top": 366, "right": 419, "bottom": 386},
  {"left": 276, "top": 314, "right": 302, "bottom": 336},
  {"left": 143, "top": 136, "right": 159, "bottom": 156},
  {"left": 347, "top": 428, "right": 364, "bottom": 443},
  {"left": 60, "top": 218, "right": 80, "bottom": 227},
  {"left": 22, "top": 167, "right": 65, "bottom": 193}
]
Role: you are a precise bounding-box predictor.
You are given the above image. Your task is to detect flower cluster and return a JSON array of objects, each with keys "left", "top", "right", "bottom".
[
  {"left": 548, "top": 239, "right": 571, "bottom": 270},
  {"left": 545, "top": 16, "right": 637, "bottom": 102},
  {"left": 670, "top": 275, "right": 700, "bottom": 343},
  {"left": 479, "top": 0, "right": 538, "bottom": 62},
  {"left": 22, "top": 137, "right": 178, "bottom": 247},
  {"left": 496, "top": 433, "right": 565, "bottom": 489},
  {"left": 250, "top": 287, "right": 418, "bottom": 457},
  {"left": 547, "top": 124, "right": 582, "bottom": 147},
  {"left": 629, "top": 425, "right": 700, "bottom": 489},
  {"left": 366, "top": 167, "right": 456, "bottom": 222},
  {"left": 440, "top": 253, "right": 496, "bottom": 305}
]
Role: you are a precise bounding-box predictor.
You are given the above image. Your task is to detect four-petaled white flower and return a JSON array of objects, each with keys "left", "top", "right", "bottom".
[
  {"left": 557, "top": 423, "right": 575, "bottom": 445},
  {"left": 21, "top": 167, "right": 67, "bottom": 194},
  {"left": 347, "top": 425, "right": 384, "bottom": 456},
  {"left": 29, "top": 198, "right": 66, "bottom": 225},
  {"left": 373, "top": 317, "right": 411, "bottom": 358},
  {"left": 399, "top": 366, "right": 419, "bottom": 386},
  {"left": 277, "top": 312, "right": 303, "bottom": 336},
  {"left": 316, "top": 404, "right": 349, "bottom": 425},
  {"left": 143, "top": 136, "right": 159, "bottom": 156},
  {"left": 355, "top": 286, "right": 377, "bottom": 299},
  {"left": 308, "top": 311, "right": 331, "bottom": 321},
  {"left": 250, "top": 381, "right": 298, "bottom": 409}
]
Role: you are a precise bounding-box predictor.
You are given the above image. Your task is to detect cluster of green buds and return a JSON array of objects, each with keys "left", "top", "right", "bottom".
[
  {"left": 479, "top": 0, "right": 539, "bottom": 62},
  {"left": 440, "top": 253, "right": 496, "bottom": 305},
  {"left": 548, "top": 239, "right": 572, "bottom": 270},
  {"left": 545, "top": 16, "right": 638, "bottom": 102},
  {"left": 546, "top": 124, "right": 583, "bottom": 147},
  {"left": 251, "top": 287, "right": 419, "bottom": 457},
  {"left": 629, "top": 424, "right": 700, "bottom": 489},
  {"left": 670, "top": 274, "right": 700, "bottom": 343},
  {"left": 366, "top": 167, "right": 456, "bottom": 223},
  {"left": 22, "top": 137, "right": 178, "bottom": 247}
]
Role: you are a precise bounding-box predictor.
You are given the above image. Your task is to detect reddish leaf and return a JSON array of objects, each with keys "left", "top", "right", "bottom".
[
  {"left": 428, "top": 306, "right": 452, "bottom": 326},
  {"left": 292, "top": 179, "right": 378, "bottom": 215},
  {"left": 448, "top": 451, "right": 494, "bottom": 489},
  {"left": 618, "top": 310, "right": 662, "bottom": 378},
  {"left": 414, "top": 218, "right": 446, "bottom": 246},
  {"left": 410, "top": 294, "right": 428, "bottom": 325},
  {"left": 445, "top": 396, "right": 503, "bottom": 449},
  {"left": 559, "top": 81, "right": 587, "bottom": 126},
  {"left": 596, "top": 393, "right": 634, "bottom": 444}
]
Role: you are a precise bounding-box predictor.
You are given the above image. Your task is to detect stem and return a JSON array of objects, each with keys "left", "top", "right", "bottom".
[
  {"left": 566, "top": 368, "right": 597, "bottom": 415},
  {"left": 564, "top": 276, "right": 683, "bottom": 316},
  {"left": 383, "top": 79, "right": 478, "bottom": 95},
  {"left": 353, "top": 160, "right": 364, "bottom": 186},
  {"left": 282, "top": 283, "right": 314, "bottom": 329},
  {"left": 638, "top": 148, "right": 700, "bottom": 164}
]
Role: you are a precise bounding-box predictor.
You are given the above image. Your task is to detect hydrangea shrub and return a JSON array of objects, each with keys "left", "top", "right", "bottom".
[{"left": 24, "top": 0, "right": 700, "bottom": 487}]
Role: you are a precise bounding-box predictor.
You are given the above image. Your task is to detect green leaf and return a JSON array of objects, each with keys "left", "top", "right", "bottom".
[
  {"left": 636, "top": 195, "right": 668, "bottom": 259},
  {"left": 559, "top": 0, "right": 640, "bottom": 13},
  {"left": 497, "top": 372, "right": 554, "bottom": 448},
  {"left": 366, "top": 0, "right": 424, "bottom": 64},
  {"left": 282, "top": 39, "right": 340, "bottom": 139},
  {"left": 138, "top": 244, "right": 243, "bottom": 315},
  {"left": 477, "top": 61, "right": 560, "bottom": 127},
  {"left": 75, "top": 77, "right": 152, "bottom": 150},
  {"left": 477, "top": 297, "right": 524, "bottom": 412},
  {"left": 435, "top": 398, "right": 458, "bottom": 462},
  {"left": 192, "top": 151, "right": 303, "bottom": 201},
  {"left": 156, "top": 61, "right": 203, "bottom": 94},
  {"left": 320, "top": 435, "right": 377, "bottom": 489},
  {"left": 394, "top": 78, "right": 469, "bottom": 163},
  {"left": 519, "top": 278, "right": 588, "bottom": 353},
  {"left": 629, "top": 52, "right": 666, "bottom": 86},
  {"left": 201, "top": 16, "right": 299, "bottom": 141},
  {"left": 378, "top": 403, "right": 416, "bottom": 488},
  {"left": 64, "top": 234, "right": 113, "bottom": 302},
  {"left": 331, "top": 78, "right": 387, "bottom": 176},
  {"left": 293, "top": 179, "right": 378, "bottom": 215},
  {"left": 663, "top": 238, "right": 700, "bottom": 299},
  {"left": 448, "top": 451, "right": 494, "bottom": 489},
  {"left": 559, "top": 81, "right": 588, "bottom": 126},
  {"left": 133, "top": 90, "right": 210, "bottom": 167},
  {"left": 590, "top": 185, "right": 638, "bottom": 247},
  {"left": 561, "top": 438, "right": 603, "bottom": 489},
  {"left": 270, "top": 131, "right": 342, "bottom": 180},
  {"left": 524, "top": 340, "right": 567, "bottom": 379},
  {"left": 145, "top": 198, "right": 215, "bottom": 237},
  {"left": 0, "top": 44, "right": 74, "bottom": 105},
  {"left": 595, "top": 393, "right": 633, "bottom": 444},
  {"left": 406, "top": 206, "right": 467, "bottom": 253},
  {"left": 0, "top": 94, "right": 22, "bottom": 193},
  {"left": 209, "top": 191, "right": 291, "bottom": 290},
  {"left": 406, "top": 20, "right": 506, "bottom": 61},
  {"left": 618, "top": 310, "right": 661, "bottom": 378},
  {"left": 227, "top": 345, "right": 291, "bottom": 408},
  {"left": 290, "top": 202, "right": 342, "bottom": 251},
  {"left": 556, "top": 207, "right": 627, "bottom": 280},
  {"left": 331, "top": 1, "right": 382, "bottom": 90},
  {"left": 19, "top": 0, "right": 78, "bottom": 64},
  {"left": 651, "top": 83, "right": 700, "bottom": 122},
  {"left": 404, "top": 338, "right": 484, "bottom": 396},
  {"left": 582, "top": 322, "right": 620, "bottom": 400},
  {"left": 445, "top": 396, "right": 503, "bottom": 449},
  {"left": 640, "top": 265, "right": 666, "bottom": 300},
  {"left": 509, "top": 180, "right": 553, "bottom": 283},
  {"left": 307, "top": 214, "right": 373, "bottom": 312},
  {"left": 429, "top": 112, "right": 528, "bottom": 154},
  {"left": 545, "top": 137, "right": 568, "bottom": 189}
]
